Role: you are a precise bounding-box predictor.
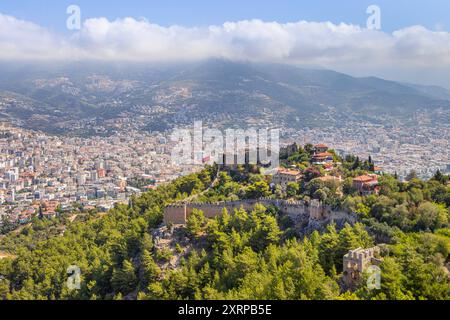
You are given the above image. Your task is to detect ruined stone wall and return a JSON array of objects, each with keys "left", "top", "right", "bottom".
[
  {"left": 185, "top": 200, "right": 266, "bottom": 220},
  {"left": 343, "top": 247, "right": 381, "bottom": 288},
  {"left": 278, "top": 202, "right": 309, "bottom": 221},
  {"left": 309, "top": 201, "right": 325, "bottom": 220},
  {"left": 328, "top": 210, "right": 357, "bottom": 225},
  {"left": 163, "top": 205, "right": 186, "bottom": 225},
  {"left": 186, "top": 204, "right": 230, "bottom": 220},
  {"left": 163, "top": 198, "right": 333, "bottom": 225},
  {"left": 163, "top": 197, "right": 358, "bottom": 227}
]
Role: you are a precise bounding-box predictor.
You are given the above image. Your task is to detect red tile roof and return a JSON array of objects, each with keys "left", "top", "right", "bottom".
[
  {"left": 353, "top": 174, "right": 378, "bottom": 183},
  {"left": 313, "top": 152, "right": 333, "bottom": 158}
]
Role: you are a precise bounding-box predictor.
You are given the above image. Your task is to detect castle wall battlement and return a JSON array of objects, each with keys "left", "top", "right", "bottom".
[{"left": 163, "top": 198, "right": 340, "bottom": 225}]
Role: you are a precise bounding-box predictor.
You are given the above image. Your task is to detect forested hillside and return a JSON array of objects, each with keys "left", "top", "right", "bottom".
[{"left": 0, "top": 149, "right": 449, "bottom": 300}]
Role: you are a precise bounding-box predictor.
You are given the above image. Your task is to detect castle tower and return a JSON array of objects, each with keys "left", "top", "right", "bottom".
[{"left": 343, "top": 247, "right": 382, "bottom": 289}]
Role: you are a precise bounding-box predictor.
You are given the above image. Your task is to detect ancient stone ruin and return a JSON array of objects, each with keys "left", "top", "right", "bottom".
[
  {"left": 343, "top": 247, "right": 383, "bottom": 289},
  {"left": 164, "top": 198, "right": 357, "bottom": 233}
]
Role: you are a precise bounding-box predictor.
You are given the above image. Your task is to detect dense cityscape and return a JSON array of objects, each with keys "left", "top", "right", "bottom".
[
  {"left": 1, "top": 116, "right": 449, "bottom": 229},
  {"left": 0, "top": 124, "right": 200, "bottom": 228}
]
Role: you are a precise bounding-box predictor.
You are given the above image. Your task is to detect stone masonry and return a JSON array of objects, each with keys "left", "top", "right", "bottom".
[
  {"left": 164, "top": 198, "right": 357, "bottom": 228},
  {"left": 343, "top": 247, "right": 382, "bottom": 288}
]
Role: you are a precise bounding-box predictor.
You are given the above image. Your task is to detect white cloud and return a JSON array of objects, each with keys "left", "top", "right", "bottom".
[
  {"left": 1, "top": 13, "right": 450, "bottom": 86},
  {"left": 0, "top": 13, "right": 76, "bottom": 60}
]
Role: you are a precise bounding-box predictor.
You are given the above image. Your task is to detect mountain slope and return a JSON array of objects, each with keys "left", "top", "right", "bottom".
[{"left": 0, "top": 60, "right": 448, "bottom": 134}]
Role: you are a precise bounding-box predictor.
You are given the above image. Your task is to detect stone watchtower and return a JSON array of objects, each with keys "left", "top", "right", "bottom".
[
  {"left": 343, "top": 247, "right": 382, "bottom": 289},
  {"left": 308, "top": 199, "right": 324, "bottom": 220}
]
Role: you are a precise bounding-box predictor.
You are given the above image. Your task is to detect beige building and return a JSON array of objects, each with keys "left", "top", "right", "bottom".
[{"left": 272, "top": 168, "right": 302, "bottom": 188}]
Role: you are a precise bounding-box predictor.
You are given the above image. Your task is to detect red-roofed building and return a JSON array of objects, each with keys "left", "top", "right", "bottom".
[
  {"left": 353, "top": 174, "right": 379, "bottom": 195},
  {"left": 312, "top": 144, "right": 334, "bottom": 165},
  {"left": 41, "top": 210, "right": 57, "bottom": 219},
  {"left": 314, "top": 144, "right": 329, "bottom": 154},
  {"left": 18, "top": 208, "right": 35, "bottom": 224},
  {"left": 97, "top": 168, "right": 106, "bottom": 178},
  {"left": 40, "top": 200, "right": 60, "bottom": 219},
  {"left": 373, "top": 166, "right": 384, "bottom": 175},
  {"left": 312, "top": 152, "right": 334, "bottom": 165}
]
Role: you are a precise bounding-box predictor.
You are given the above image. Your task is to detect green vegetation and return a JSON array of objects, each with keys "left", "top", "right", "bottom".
[{"left": 0, "top": 155, "right": 449, "bottom": 300}]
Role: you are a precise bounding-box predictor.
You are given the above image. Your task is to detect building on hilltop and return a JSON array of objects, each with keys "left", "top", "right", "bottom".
[
  {"left": 272, "top": 168, "right": 302, "bottom": 189},
  {"left": 352, "top": 174, "right": 379, "bottom": 196},
  {"left": 314, "top": 144, "right": 329, "bottom": 154},
  {"left": 373, "top": 166, "right": 384, "bottom": 175},
  {"left": 312, "top": 152, "right": 334, "bottom": 165},
  {"left": 312, "top": 144, "right": 334, "bottom": 165}
]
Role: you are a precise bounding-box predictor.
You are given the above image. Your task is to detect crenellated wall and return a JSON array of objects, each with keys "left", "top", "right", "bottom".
[
  {"left": 164, "top": 205, "right": 186, "bottom": 225},
  {"left": 163, "top": 198, "right": 356, "bottom": 226}
]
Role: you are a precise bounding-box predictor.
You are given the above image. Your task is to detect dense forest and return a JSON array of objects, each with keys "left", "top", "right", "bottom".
[{"left": 0, "top": 146, "right": 449, "bottom": 300}]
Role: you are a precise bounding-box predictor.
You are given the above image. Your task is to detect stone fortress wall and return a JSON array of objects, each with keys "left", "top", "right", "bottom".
[{"left": 164, "top": 198, "right": 357, "bottom": 229}]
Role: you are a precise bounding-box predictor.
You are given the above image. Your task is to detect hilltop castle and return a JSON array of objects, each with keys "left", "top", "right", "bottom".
[{"left": 164, "top": 198, "right": 357, "bottom": 231}]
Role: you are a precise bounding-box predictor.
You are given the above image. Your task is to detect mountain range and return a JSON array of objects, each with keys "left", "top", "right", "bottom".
[{"left": 0, "top": 59, "right": 449, "bottom": 135}]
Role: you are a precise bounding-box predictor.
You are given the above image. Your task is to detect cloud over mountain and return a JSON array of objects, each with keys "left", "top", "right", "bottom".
[{"left": 1, "top": 13, "right": 450, "bottom": 86}]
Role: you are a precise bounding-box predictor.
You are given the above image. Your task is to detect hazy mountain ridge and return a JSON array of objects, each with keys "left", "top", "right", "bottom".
[{"left": 0, "top": 60, "right": 449, "bottom": 134}]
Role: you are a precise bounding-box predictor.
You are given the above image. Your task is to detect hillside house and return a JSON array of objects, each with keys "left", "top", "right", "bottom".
[
  {"left": 312, "top": 152, "right": 334, "bottom": 165},
  {"left": 272, "top": 168, "right": 302, "bottom": 188},
  {"left": 314, "top": 144, "right": 329, "bottom": 154},
  {"left": 352, "top": 174, "right": 379, "bottom": 195}
]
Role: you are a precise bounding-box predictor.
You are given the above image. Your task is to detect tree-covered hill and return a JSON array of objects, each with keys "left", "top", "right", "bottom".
[{"left": 0, "top": 157, "right": 449, "bottom": 300}]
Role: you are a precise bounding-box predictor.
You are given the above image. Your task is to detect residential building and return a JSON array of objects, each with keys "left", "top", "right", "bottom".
[
  {"left": 272, "top": 168, "right": 302, "bottom": 188},
  {"left": 352, "top": 174, "right": 379, "bottom": 195}
]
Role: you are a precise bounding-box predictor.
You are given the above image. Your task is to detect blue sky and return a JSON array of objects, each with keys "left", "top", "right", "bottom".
[
  {"left": 1, "top": 0, "right": 450, "bottom": 88},
  {"left": 0, "top": 0, "right": 449, "bottom": 33}
]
